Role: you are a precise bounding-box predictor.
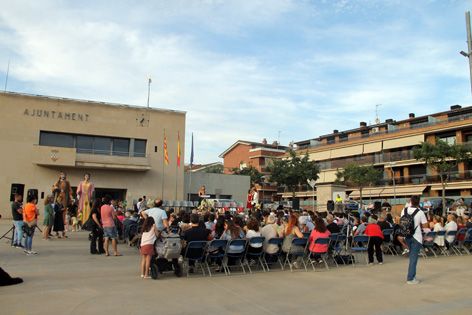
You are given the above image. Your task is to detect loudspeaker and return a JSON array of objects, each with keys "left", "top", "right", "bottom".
[
  {"left": 327, "top": 200, "right": 334, "bottom": 211},
  {"left": 292, "top": 198, "right": 300, "bottom": 210},
  {"left": 27, "top": 189, "right": 38, "bottom": 201}
]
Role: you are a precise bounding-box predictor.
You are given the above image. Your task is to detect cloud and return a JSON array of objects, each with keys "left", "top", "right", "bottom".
[{"left": 0, "top": 0, "right": 470, "bottom": 163}]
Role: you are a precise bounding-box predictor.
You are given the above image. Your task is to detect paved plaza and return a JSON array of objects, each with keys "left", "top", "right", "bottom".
[{"left": 0, "top": 221, "right": 471, "bottom": 315}]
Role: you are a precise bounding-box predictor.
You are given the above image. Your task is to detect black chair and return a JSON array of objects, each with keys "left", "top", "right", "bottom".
[
  {"left": 245, "top": 236, "right": 266, "bottom": 273},
  {"left": 182, "top": 241, "right": 208, "bottom": 277}
]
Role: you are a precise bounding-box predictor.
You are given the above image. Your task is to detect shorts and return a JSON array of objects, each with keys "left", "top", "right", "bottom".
[
  {"left": 103, "top": 226, "right": 118, "bottom": 239},
  {"left": 140, "top": 244, "right": 155, "bottom": 256}
]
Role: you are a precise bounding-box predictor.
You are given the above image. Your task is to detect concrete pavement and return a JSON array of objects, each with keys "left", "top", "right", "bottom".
[{"left": 1, "top": 221, "right": 471, "bottom": 315}]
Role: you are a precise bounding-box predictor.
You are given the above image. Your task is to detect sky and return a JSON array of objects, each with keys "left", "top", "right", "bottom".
[{"left": 0, "top": 0, "right": 471, "bottom": 164}]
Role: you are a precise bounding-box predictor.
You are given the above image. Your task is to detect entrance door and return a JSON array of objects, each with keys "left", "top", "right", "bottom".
[{"left": 94, "top": 188, "right": 127, "bottom": 202}]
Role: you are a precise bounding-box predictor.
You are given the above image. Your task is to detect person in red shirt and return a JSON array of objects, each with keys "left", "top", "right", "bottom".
[
  {"left": 365, "top": 215, "right": 384, "bottom": 265},
  {"left": 308, "top": 217, "right": 331, "bottom": 263}
]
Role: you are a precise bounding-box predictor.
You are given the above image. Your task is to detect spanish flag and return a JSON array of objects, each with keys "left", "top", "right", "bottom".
[
  {"left": 164, "top": 130, "right": 169, "bottom": 165},
  {"left": 177, "top": 131, "right": 181, "bottom": 168}
]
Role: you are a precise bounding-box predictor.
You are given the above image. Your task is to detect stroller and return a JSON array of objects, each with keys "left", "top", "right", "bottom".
[{"left": 150, "top": 231, "right": 183, "bottom": 279}]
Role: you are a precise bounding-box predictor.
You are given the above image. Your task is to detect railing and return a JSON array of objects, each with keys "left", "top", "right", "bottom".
[
  {"left": 298, "top": 112, "right": 472, "bottom": 150},
  {"left": 379, "top": 171, "right": 472, "bottom": 186},
  {"left": 76, "top": 148, "right": 146, "bottom": 157}
]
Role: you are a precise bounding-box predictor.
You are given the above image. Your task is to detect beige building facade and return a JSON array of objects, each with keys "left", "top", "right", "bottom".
[{"left": 0, "top": 91, "right": 185, "bottom": 218}]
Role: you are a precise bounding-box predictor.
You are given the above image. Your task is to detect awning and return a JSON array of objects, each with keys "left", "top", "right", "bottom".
[
  {"left": 349, "top": 185, "right": 427, "bottom": 198},
  {"left": 430, "top": 182, "right": 472, "bottom": 191}
]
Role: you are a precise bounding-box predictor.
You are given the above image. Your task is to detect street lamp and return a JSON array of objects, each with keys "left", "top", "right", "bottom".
[
  {"left": 307, "top": 179, "right": 316, "bottom": 212},
  {"left": 387, "top": 162, "right": 397, "bottom": 209}
]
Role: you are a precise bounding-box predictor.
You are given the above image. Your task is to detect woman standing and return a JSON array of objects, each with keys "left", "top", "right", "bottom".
[
  {"left": 53, "top": 196, "right": 66, "bottom": 239},
  {"left": 140, "top": 217, "right": 158, "bottom": 279},
  {"left": 246, "top": 189, "right": 253, "bottom": 211},
  {"left": 198, "top": 185, "right": 206, "bottom": 207},
  {"left": 90, "top": 199, "right": 105, "bottom": 255},
  {"left": 77, "top": 173, "right": 94, "bottom": 225},
  {"left": 42, "top": 195, "right": 54, "bottom": 240},
  {"left": 23, "top": 196, "right": 39, "bottom": 255}
]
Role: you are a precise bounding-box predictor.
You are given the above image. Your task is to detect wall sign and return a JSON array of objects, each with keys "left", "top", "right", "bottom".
[{"left": 23, "top": 109, "right": 89, "bottom": 121}]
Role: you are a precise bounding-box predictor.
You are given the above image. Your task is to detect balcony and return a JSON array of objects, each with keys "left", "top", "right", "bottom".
[
  {"left": 298, "top": 112, "right": 472, "bottom": 150},
  {"left": 32, "top": 145, "right": 151, "bottom": 171},
  {"left": 379, "top": 171, "right": 472, "bottom": 186}
]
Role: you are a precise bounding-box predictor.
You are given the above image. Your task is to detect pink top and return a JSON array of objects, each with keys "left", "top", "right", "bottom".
[
  {"left": 100, "top": 205, "right": 115, "bottom": 228},
  {"left": 308, "top": 229, "right": 331, "bottom": 253}
]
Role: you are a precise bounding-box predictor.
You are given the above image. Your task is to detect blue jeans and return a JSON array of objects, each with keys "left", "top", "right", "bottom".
[
  {"left": 25, "top": 232, "right": 34, "bottom": 251},
  {"left": 406, "top": 237, "right": 422, "bottom": 281},
  {"left": 13, "top": 220, "right": 24, "bottom": 246}
]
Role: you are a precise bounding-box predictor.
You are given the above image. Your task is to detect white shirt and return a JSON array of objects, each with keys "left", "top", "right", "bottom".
[
  {"left": 402, "top": 207, "right": 427, "bottom": 243},
  {"left": 252, "top": 192, "right": 259, "bottom": 205},
  {"left": 140, "top": 226, "right": 157, "bottom": 246},
  {"left": 246, "top": 230, "right": 263, "bottom": 248},
  {"left": 261, "top": 224, "right": 278, "bottom": 254},
  {"left": 445, "top": 221, "right": 458, "bottom": 243}
]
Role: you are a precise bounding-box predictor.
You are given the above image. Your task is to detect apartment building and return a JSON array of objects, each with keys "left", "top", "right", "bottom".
[{"left": 291, "top": 105, "right": 472, "bottom": 210}]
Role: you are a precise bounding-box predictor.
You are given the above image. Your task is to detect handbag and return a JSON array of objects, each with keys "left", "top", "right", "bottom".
[{"left": 82, "top": 215, "right": 95, "bottom": 231}]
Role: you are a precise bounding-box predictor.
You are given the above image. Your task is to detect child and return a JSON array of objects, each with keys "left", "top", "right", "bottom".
[{"left": 140, "top": 217, "right": 158, "bottom": 279}]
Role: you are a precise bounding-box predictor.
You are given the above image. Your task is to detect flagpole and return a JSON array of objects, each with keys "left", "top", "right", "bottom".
[
  {"left": 175, "top": 131, "right": 179, "bottom": 200},
  {"left": 188, "top": 132, "right": 194, "bottom": 201},
  {"left": 161, "top": 128, "right": 166, "bottom": 199}
]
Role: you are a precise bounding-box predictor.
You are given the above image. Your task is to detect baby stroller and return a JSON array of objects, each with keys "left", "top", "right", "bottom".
[{"left": 150, "top": 231, "right": 183, "bottom": 279}]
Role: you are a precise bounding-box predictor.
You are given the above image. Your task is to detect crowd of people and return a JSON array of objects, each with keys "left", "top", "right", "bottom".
[{"left": 8, "top": 177, "right": 472, "bottom": 284}]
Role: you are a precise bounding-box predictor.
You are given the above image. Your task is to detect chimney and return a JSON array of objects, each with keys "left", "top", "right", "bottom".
[
  {"left": 360, "top": 122, "right": 367, "bottom": 127},
  {"left": 262, "top": 138, "right": 267, "bottom": 145},
  {"left": 450, "top": 105, "right": 462, "bottom": 110},
  {"left": 385, "top": 119, "right": 394, "bottom": 124},
  {"left": 272, "top": 141, "right": 278, "bottom": 146},
  {"left": 333, "top": 129, "right": 339, "bottom": 134},
  {"left": 409, "top": 113, "right": 415, "bottom": 118}
]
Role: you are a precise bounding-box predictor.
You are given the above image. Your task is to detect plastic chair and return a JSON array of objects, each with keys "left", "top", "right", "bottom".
[
  {"left": 182, "top": 241, "right": 208, "bottom": 277},
  {"left": 223, "top": 239, "right": 248, "bottom": 275},
  {"left": 445, "top": 230, "right": 459, "bottom": 256},
  {"left": 461, "top": 228, "right": 472, "bottom": 255},
  {"left": 307, "top": 237, "right": 330, "bottom": 271},
  {"left": 382, "top": 229, "right": 397, "bottom": 256},
  {"left": 245, "top": 236, "right": 266, "bottom": 273},
  {"left": 453, "top": 228, "right": 468, "bottom": 255},
  {"left": 436, "top": 230, "right": 448, "bottom": 256},
  {"left": 262, "top": 237, "right": 285, "bottom": 271},
  {"left": 422, "top": 231, "right": 437, "bottom": 258},
  {"left": 283, "top": 237, "right": 308, "bottom": 272},
  {"left": 205, "top": 239, "right": 228, "bottom": 276},
  {"left": 330, "top": 234, "right": 346, "bottom": 267},
  {"left": 350, "top": 235, "right": 370, "bottom": 266}
]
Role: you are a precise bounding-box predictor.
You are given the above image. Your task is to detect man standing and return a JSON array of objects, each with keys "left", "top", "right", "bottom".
[
  {"left": 100, "top": 196, "right": 121, "bottom": 256},
  {"left": 402, "top": 195, "right": 428, "bottom": 285},
  {"left": 11, "top": 194, "right": 24, "bottom": 248},
  {"left": 142, "top": 199, "right": 168, "bottom": 231}
]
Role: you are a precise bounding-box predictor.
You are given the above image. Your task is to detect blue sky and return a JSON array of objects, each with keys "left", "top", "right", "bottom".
[{"left": 0, "top": 0, "right": 471, "bottom": 163}]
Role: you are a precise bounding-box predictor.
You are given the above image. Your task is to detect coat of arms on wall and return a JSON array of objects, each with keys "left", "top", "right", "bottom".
[{"left": 50, "top": 149, "right": 59, "bottom": 162}]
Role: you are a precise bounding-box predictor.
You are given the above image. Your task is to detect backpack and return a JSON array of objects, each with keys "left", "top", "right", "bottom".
[
  {"left": 156, "top": 232, "right": 182, "bottom": 260},
  {"left": 399, "top": 208, "right": 420, "bottom": 238}
]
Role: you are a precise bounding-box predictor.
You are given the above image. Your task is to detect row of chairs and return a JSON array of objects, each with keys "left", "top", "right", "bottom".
[
  {"left": 180, "top": 233, "right": 383, "bottom": 277},
  {"left": 421, "top": 228, "right": 472, "bottom": 258},
  {"left": 161, "top": 200, "right": 245, "bottom": 211}
]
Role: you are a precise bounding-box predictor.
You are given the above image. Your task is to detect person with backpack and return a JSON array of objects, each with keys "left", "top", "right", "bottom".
[{"left": 401, "top": 195, "right": 428, "bottom": 284}]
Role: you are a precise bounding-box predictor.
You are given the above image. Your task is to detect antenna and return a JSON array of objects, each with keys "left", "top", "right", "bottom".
[
  {"left": 147, "top": 76, "right": 152, "bottom": 108},
  {"left": 4, "top": 59, "right": 10, "bottom": 92},
  {"left": 375, "top": 104, "right": 381, "bottom": 124}
]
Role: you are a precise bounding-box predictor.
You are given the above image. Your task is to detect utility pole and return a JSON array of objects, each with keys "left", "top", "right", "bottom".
[
  {"left": 461, "top": 11, "right": 472, "bottom": 95},
  {"left": 3, "top": 59, "right": 10, "bottom": 92}
]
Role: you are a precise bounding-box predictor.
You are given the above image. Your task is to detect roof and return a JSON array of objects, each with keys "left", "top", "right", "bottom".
[
  {"left": 0, "top": 91, "right": 186, "bottom": 115},
  {"left": 295, "top": 104, "right": 472, "bottom": 145},
  {"left": 185, "top": 162, "right": 223, "bottom": 173},
  {"left": 219, "top": 140, "right": 288, "bottom": 158}
]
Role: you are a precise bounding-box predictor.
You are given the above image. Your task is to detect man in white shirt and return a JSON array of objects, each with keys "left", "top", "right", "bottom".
[
  {"left": 402, "top": 195, "right": 428, "bottom": 285},
  {"left": 142, "top": 199, "right": 168, "bottom": 232}
]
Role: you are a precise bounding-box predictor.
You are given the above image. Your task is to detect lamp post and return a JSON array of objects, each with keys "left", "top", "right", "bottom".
[
  {"left": 460, "top": 11, "right": 472, "bottom": 95},
  {"left": 307, "top": 179, "right": 316, "bottom": 212},
  {"left": 387, "top": 162, "right": 397, "bottom": 209}
]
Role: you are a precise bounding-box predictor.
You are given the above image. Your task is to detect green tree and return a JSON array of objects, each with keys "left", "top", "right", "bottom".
[
  {"left": 268, "top": 150, "right": 320, "bottom": 199},
  {"left": 204, "top": 164, "right": 224, "bottom": 174},
  {"left": 413, "top": 140, "right": 471, "bottom": 216},
  {"left": 335, "top": 163, "right": 383, "bottom": 208},
  {"left": 232, "top": 165, "right": 263, "bottom": 185}
]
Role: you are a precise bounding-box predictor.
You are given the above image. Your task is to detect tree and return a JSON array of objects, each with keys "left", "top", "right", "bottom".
[
  {"left": 232, "top": 165, "right": 263, "bottom": 185},
  {"left": 336, "top": 163, "right": 383, "bottom": 208},
  {"left": 413, "top": 140, "right": 471, "bottom": 216},
  {"left": 204, "top": 164, "right": 224, "bottom": 174},
  {"left": 268, "top": 150, "right": 320, "bottom": 199}
]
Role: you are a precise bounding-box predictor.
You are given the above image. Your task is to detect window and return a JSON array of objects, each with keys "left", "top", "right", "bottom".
[
  {"left": 40, "top": 132, "right": 74, "bottom": 148},
  {"left": 361, "top": 129, "right": 369, "bottom": 138},
  {"left": 113, "top": 138, "right": 130, "bottom": 156},
  {"left": 134, "top": 139, "right": 147, "bottom": 157},
  {"left": 93, "top": 137, "right": 112, "bottom": 155},
  {"left": 339, "top": 133, "right": 348, "bottom": 142},
  {"left": 438, "top": 134, "right": 456, "bottom": 145},
  {"left": 327, "top": 136, "right": 335, "bottom": 144},
  {"left": 76, "top": 136, "right": 93, "bottom": 154}
]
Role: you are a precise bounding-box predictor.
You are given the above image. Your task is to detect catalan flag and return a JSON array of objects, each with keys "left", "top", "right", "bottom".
[
  {"left": 164, "top": 131, "right": 169, "bottom": 165},
  {"left": 177, "top": 131, "right": 181, "bottom": 168}
]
